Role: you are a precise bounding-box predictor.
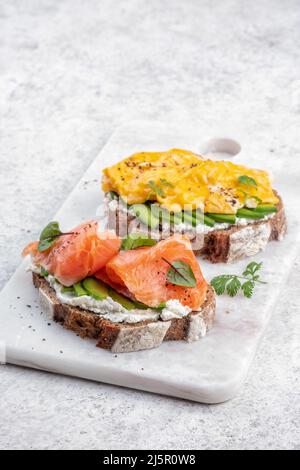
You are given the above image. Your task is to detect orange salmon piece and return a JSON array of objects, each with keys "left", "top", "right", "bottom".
[
  {"left": 103, "top": 235, "right": 207, "bottom": 310},
  {"left": 23, "top": 221, "right": 121, "bottom": 286}
]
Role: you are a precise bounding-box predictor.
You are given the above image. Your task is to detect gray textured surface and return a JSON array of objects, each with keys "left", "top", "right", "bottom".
[{"left": 0, "top": 0, "right": 299, "bottom": 450}]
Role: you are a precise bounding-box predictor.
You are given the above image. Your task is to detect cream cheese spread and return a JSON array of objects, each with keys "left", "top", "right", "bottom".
[
  {"left": 160, "top": 300, "right": 192, "bottom": 321},
  {"left": 29, "top": 266, "right": 191, "bottom": 324},
  {"left": 106, "top": 193, "right": 276, "bottom": 234}
]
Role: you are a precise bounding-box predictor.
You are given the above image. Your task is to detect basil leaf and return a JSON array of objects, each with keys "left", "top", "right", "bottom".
[
  {"left": 121, "top": 233, "right": 157, "bottom": 251},
  {"left": 148, "top": 180, "right": 166, "bottom": 198},
  {"left": 40, "top": 221, "right": 62, "bottom": 241},
  {"left": 238, "top": 175, "right": 257, "bottom": 188},
  {"left": 165, "top": 260, "right": 197, "bottom": 287},
  {"left": 38, "top": 238, "right": 57, "bottom": 252},
  {"left": 38, "top": 221, "right": 62, "bottom": 252}
]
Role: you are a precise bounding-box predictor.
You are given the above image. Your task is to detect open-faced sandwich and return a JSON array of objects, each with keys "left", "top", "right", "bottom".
[
  {"left": 23, "top": 221, "right": 215, "bottom": 353},
  {"left": 103, "top": 149, "right": 287, "bottom": 263}
]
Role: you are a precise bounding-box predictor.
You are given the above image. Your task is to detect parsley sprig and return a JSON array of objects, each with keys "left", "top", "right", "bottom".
[{"left": 211, "top": 261, "right": 267, "bottom": 298}]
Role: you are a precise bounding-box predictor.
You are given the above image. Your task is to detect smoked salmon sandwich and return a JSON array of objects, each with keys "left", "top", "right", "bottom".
[
  {"left": 23, "top": 220, "right": 216, "bottom": 353},
  {"left": 103, "top": 149, "right": 287, "bottom": 263}
]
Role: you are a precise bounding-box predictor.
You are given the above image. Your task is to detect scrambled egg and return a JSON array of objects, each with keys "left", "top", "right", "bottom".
[{"left": 102, "top": 149, "right": 279, "bottom": 214}]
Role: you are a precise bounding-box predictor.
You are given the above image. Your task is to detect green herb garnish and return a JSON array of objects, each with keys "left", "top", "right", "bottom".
[
  {"left": 121, "top": 233, "right": 157, "bottom": 251},
  {"left": 109, "top": 191, "right": 119, "bottom": 201},
  {"left": 238, "top": 189, "right": 262, "bottom": 204},
  {"left": 148, "top": 180, "right": 166, "bottom": 198},
  {"left": 238, "top": 175, "right": 257, "bottom": 188},
  {"left": 162, "top": 258, "right": 197, "bottom": 288},
  {"left": 61, "top": 286, "right": 74, "bottom": 294},
  {"left": 38, "top": 221, "right": 74, "bottom": 252},
  {"left": 211, "top": 261, "right": 266, "bottom": 298},
  {"left": 154, "top": 302, "right": 166, "bottom": 310},
  {"left": 40, "top": 267, "right": 49, "bottom": 277},
  {"left": 160, "top": 178, "right": 175, "bottom": 188}
]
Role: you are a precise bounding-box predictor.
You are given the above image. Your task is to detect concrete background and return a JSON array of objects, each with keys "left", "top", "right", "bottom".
[{"left": 0, "top": 0, "right": 299, "bottom": 450}]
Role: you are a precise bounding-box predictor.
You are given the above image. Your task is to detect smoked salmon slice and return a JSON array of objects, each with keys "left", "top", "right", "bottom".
[
  {"left": 95, "top": 267, "right": 137, "bottom": 301},
  {"left": 98, "top": 235, "right": 208, "bottom": 310},
  {"left": 23, "top": 221, "right": 121, "bottom": 286}
]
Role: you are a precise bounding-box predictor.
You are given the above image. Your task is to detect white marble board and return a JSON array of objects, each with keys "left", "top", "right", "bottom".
[{"left": 0, "top": 121, "right": 299, "bottom": 404}]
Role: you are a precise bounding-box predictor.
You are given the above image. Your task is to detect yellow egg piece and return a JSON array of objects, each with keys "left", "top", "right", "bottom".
[{"left": 102, "top": 149, "right": 279, "bottom": 214}]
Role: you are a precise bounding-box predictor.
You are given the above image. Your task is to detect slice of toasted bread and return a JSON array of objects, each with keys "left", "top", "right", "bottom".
[
  {"left": 106, "top": 192, "right": 287, "bottom": 263},
  {"left": 33, "top": 273, "right": 216, "bottom": 353}
]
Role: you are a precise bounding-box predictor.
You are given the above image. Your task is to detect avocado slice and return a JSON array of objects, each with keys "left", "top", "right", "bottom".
[
  {"left": 133, "top": 300, "right": 150, "bottom": 310},
  {"left": 61, "top": 286, "right": 75, "bottom": 294},
  {"left": 73, "top": 282, "right": 88, "bottom": 297},
  {"left": 236, "top": 208, "right": 265, "bottom": 219},
  {"left": 134, "top": 300, "right": 166, "bottom": 310},
  {"left": 151, "top": 205, "right": 182, "bottom": 225},
  {"left": 154, "top": 302, "right": 166, "bottom": 310},
  {"left": 82, "top": 278, "right": 109, "bottom": 300},
  {"left": 109, "top": 289, "right": 136, "bottom": 310},
  {"left": 130, "top": 204, "right": 160, "bottom": 229},
  {"left": 191, "top": 211, "right": 216, "bottom": 227},
  {"left": 109, "top": 191, "right": 119, "bottom": 201},
  {"left": 255, "top": 204, "right": 277, "bottom": 214},
  {"left": 206, "top": 213, "right": 236, "bottom": 224}
]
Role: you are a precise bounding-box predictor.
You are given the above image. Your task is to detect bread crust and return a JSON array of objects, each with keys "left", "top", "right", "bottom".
[
  {"left": 106, "top": 192, "right": 287, "bottom": 263},
  {"left": 33, "top": 273, "right": 216, "bottom": 353}
]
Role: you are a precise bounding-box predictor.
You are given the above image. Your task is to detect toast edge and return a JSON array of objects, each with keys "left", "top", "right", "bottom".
[
  {"left": 106, "top": 192, "right": 287, "bottom": 263},
  {"left": 33, "top": 273, "right": 216, "bottom": 353}
]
